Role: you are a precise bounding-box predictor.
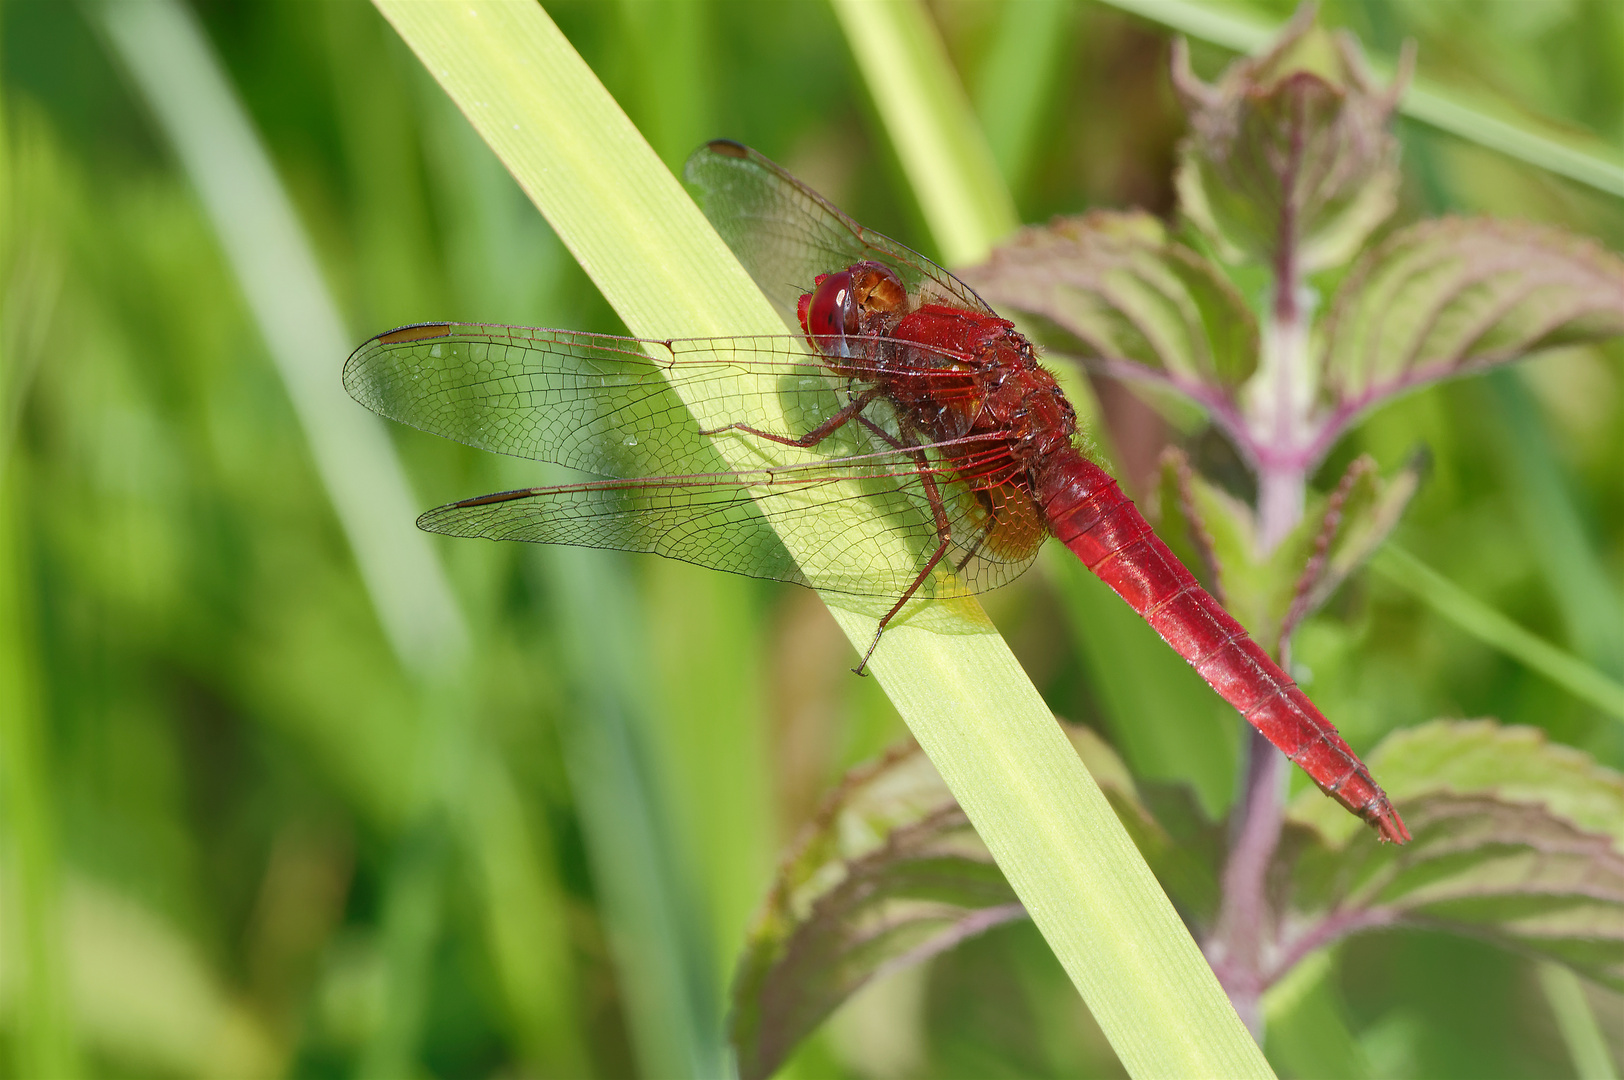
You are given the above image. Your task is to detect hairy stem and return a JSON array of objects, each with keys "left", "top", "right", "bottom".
[
  {"left": 1207, "top": 729, "right": 1290, "bottom": 1037},
  {"left": 1253, "top": 270, "right": 1313, "bottom": 550},
  {"left": 1250, "top": 271, "right": 1313, "bottom": 551},
  {"left": 1257, "top": 463, "right": 1308, "bottom": 554}
]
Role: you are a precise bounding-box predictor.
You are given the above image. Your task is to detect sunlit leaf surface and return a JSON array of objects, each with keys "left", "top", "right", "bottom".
[
  {"left": 729, "top": 742, "right": 1023, "bottom": 1080},
  {"left": 960, "top": 210, "right": 1258, "bottom": 394},
  {"left": 1320, "top": 218, "right": 1624, "bottom": 420},
  {"left": 1282, "top": 722, "right": 1624, "bottom": 988}
]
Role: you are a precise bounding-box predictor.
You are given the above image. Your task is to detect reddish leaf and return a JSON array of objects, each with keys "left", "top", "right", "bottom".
[
  {"left": 1171, "top": 9, "right": 1407, "bottom": 272},
  {"left": 729, "top": 727, "right": 1209, "bottom": 1079},
  {"left": 1319, "top": 218, "right": 1624, "bottom": 426},
  {"left": 1276, "top": 721, "right": 1624, "bottom": 989},
  {"left": 959, "top": 209, "right": 1258, "bottom": 401},
  {"left": 729, "top": 743, "right": 1022, "bottom": 1080}
]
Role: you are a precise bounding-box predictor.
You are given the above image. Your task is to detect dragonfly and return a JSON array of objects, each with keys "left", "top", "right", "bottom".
[{"left": 344, "top": 140, "right": 1408, "bottom": 844}]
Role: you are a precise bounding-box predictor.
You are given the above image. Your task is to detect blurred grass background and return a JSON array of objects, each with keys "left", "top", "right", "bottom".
[{"left": 1, "top": 1, "right": 1621, "bottom": 1077}]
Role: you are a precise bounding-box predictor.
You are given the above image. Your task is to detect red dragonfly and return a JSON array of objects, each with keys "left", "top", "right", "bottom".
[{"left": 345, "top": 140, "right": 1408, "bottom": 844}]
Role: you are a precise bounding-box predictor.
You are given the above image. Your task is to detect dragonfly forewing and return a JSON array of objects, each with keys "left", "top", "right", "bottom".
[
  {"left": 684, "top": 141, "right": 995, "bottom": 325},
  {"left": 344, "top": 322, "right": 890, "bottom": 479}
]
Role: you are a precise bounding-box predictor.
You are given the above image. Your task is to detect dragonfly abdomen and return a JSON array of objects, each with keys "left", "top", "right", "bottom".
[{"left": 1036, "top": 452, "right": 1410, "bottom": 843}]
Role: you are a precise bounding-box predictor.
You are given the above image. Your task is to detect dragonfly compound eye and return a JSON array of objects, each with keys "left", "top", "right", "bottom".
[
  {"left": 849, "top": 262, "right": 906, "bottom": 315},
  {"left": 802, "top": 269, "right": 857, "bottom": 356}
]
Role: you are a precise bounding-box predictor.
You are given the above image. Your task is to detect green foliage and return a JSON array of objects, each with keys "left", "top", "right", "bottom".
[
  {"left": 730, "top": 743, "right": 1021, "bottom": 1080},
  {"left": 1321, "top": 218, "right": 1624, "bottom": 415},
  {"left": 963, "top": 209, "right": 1260, "bottom": 391},
  {"left": 751, "top": 718, "right": 1624, "bottom": 1070},
  {"left": 1, "top": 1, "right": 1622, "bottom": 1078},
  {"left": 1171, "top": 10, "right": 1405, "bottom": 272},
  {"left": 1283, "top": 721, "right": 1624, "bottom": 991}
]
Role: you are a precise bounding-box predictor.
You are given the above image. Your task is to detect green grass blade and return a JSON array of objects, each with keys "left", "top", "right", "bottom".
[
  {"left": 1098, "top": 0, "right": 1624, "bottom": 201},
  {"left": 1484, "top": 371, "right": 1624, "bottom": 676},
  {"left": 416, "top": 76, "right": 712, "bottom": 1072},
  {"left": 1538, "top": 961, "right": 1619, "bottom": 1080},
  {"left": 542, "top": 540, "right": 726, "bottom": 1079},
  {"left": 96, "top": 0, "right": 467, "bottom": 676},
  {"left": 1370, "top": 545, "right": 1624, "bottom": 723},
  {"left": 0, "top": 470, "right": 79, "bottom": 1080},
  {"left": 368, "top": 3, "right": 1271, "bottom": 1075},
  {"left": 829, "top": 0, "right": 1019, "bottom": 262},
  {"left": 0, "top": 65, "right": 79, "bottom": 1079},
  {"left": 972, "top": 0, "right": 1074, "bottom": 195},
  {"left": 458, "top": 747, "right": 589, "bottom": 1074},
  {"left": 98, "top": 5, "right": 462, "bottom": 1070},
  {"left": 96, "top": 4, "right": 591, "bottom": 1074},
  {"left": 360, "top": 820, "right": 447, "bottom": 1080}
]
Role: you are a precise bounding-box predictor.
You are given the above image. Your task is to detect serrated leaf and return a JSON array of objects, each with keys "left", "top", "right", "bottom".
[
  {"left": 1283, "top": 791, "right": 1624, "bottom": 990},
  {"left": 1281, "top": 453, "right": 1425, "bottom": 638},
  {"left": 1297, "top": 456, "right": 1421, "bottom": 616},
  {"left": 959, "top": 209, "right": 1258, "bottom": 398},
  {"left": 1319, "top": 218, "right": 1624, "bottom": 422},
  {"left": 730, "top": 727, "right": 1217, "bottom": 1079},
  {"left": 1275, "top": 721, "right": 1624, "bottom": 990},
  {"left": 729, "top": 742, "right": 1023, "bottom": 1080},
  {"left": 1171, "top": 16, "right": 1405, "bottom": 272},
  {"left": 1292, "top": 720, "right": 1624, "bottom": 849}
]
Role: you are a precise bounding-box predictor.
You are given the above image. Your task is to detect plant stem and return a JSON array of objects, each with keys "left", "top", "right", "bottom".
[
  {"left": 1251, "top": 258, "right": 1312, "bottom": 552},
  {"left": 1206, "top": 728, "right": 1290, "bottom": 1037},
  {"left": 1256, "top": 464, "right": 1308, "bottom": 556}
]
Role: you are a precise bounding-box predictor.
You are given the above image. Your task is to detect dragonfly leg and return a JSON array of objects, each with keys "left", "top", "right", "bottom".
[
  {"left": 853, "top": 449, "right": 956, "bottom": 676},
  {"left": 953, "top": 533, "right": 988, "bottom": 572},
  {"left": 700, "top": 386, "right": 881, "bottom": 448},
  {"left": 950, "top": 487, "right": 1002, "bottom": 572},
  {"left": 857, "top": 413, "right": 906, "bottom": 450}
]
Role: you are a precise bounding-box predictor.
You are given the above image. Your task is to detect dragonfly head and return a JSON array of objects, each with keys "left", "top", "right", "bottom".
[{"left": 798, "top": 262, "right": 906, "bottom": 362}]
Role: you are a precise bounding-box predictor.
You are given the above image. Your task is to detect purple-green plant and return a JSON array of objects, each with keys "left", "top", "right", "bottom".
[{"left": 730, "top": 8, "right": 1624, "bottom": 1070}]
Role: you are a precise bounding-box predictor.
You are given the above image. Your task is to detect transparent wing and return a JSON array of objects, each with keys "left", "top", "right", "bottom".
[
  {"left": 683, "top": 140, "right": 996, "bottom": 325},
  {"left": 347, "top": 322, "right": 1045, "bottom": 596},
  {"left": 344, "top": 321, "right": 915, "bottom": 480},
  {"left": 416, "top": 446, "right": 1046, "bottom": 599}
]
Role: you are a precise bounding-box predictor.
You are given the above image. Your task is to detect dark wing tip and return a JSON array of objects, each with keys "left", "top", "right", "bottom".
[
  {"left": 703, "top": 138, "right": 750, "bottom": 159},
  {"left": 376, "top": 322, "right": 453, "bottom": 345},
  {"left": 417, "top": 488, "right": 540, "bottom": 536},
  {"left": 344, "top": 323, "right": 456, "bottom": 406}
]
